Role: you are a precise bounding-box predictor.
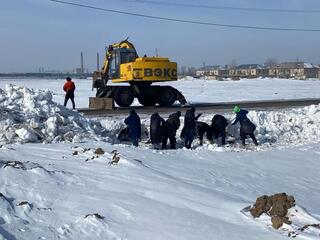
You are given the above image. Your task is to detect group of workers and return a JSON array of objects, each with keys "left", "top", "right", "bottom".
[
  {"left": 124, "top": 106, "right": 258, "bottom": 149},
  {"left": 62, "top": 77, "right": 258, "bottom": 148}
]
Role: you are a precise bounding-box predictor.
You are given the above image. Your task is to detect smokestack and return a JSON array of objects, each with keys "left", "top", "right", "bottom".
[
  {"left": 81, "top": 51, "right": 84, "bottom": 74},
  {"left": 97, "top": 52, "right": 100, "bottom": 70}
]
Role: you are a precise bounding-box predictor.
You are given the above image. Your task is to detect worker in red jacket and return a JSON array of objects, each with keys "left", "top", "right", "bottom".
[{"left": 63, "top": 77, "right": 76, "bottom": 109}]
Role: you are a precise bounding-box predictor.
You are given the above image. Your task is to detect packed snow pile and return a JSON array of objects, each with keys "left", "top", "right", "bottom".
[
  {"left": 197, "top": 104, "right": 320, "bottom": 148},
  {"left": 249, "top": 105, "right": 320, "bottom": 146},
  {"left": 0, "top": 85, "right": 110, "bottom": 144},
  {"left": 242, "top": 193, "right": 320, "bottom": 239}
]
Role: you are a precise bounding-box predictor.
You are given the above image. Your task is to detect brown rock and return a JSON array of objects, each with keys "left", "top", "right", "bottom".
[
  {"left": 250, "top": 195, "right": 270, "bottom": 218},
  {"left": 94, "top": 148, "right": 105, "bottom": 155},
  {"left": 269, "top": 202, "right": 287, "bottom": 217},
  {"left": 268, "top": 193, "right": 295, "bottom": 217},
  {"left": 271, "top": 216, "right": 284, "bottom": 229},
  {"left": 250, "top": 193, "right": 296, "bottom": 219},
  {"left": 286, "top": 195, "right": 295, "bottom": 208}
]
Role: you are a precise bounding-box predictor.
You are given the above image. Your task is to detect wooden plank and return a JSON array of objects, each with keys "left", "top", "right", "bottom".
[{"left": 89, "top": 97, "right": 114, "bottom": 110}]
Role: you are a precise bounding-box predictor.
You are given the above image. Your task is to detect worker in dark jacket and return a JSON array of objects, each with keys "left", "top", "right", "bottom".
[
  {"left": 232, "top": 106, "right": 258, "bottom": 146},
  {"left": 63, "top": 77, "right": 76, "bottom": 109},
  {"left": 124, "top": 110, "right": 141, "bottom": 147},
  {"left": 184, "top": 107, "right": 201, "bottom": 149},
  {"left": 150, "top": 112, "right": 165, "bottom": 149},
  {"left": 195, "top": 121, "right": 212, "bottom": 145},
  {"left": 162, "top": 111, "right": 181, "bottom": 149},
  {"left": 211, "top": 114, "right": 228, "bottom": 145}
]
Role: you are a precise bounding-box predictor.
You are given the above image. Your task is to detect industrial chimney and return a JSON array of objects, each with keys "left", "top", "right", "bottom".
[{"left": 81, "top": 51, "right": 84, "bottom": 74}]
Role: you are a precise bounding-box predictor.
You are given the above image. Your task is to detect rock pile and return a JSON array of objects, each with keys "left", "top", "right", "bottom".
[{"left": 250, "top": 193, "right": 295, "bottom": 229}]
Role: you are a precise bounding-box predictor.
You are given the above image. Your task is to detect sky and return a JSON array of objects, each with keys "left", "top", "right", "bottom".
[{"left": 1, "top": 0, "right": 320, "bottom": 72}]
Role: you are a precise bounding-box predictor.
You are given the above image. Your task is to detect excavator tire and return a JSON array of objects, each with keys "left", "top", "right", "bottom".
[
  {"left": 114, "top": 88, "right": 134, "bottom": 107},
  {"left": 158, "top": 87, "right": 176, "bottom": 106},
  {"left": 138, "top": 94, "right": 158, "bottom": 107}
]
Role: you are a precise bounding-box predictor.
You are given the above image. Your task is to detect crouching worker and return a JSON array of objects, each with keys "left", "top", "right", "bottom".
[
  {"left": 150, "top": 112, "right": 165, "bottom": 149},
  {"left": 124, "top": 110, "right": 141, "bottom": 147},
  {"left": 232, "top": 106, "right": 258, "bottom": 146},
  {"left": 162, "top": 111, "right": 181, "bottom": 150},
  {"left": 211, "top": 114, "right": 228, "bottom": 145},
  {"left": 63, "top": 77, "right": 76, "bottom": 109}
]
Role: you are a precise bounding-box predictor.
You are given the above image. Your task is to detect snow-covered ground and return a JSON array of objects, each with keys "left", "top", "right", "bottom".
[
  {"left": 0, "top": 143, "right": 319, "bottom": 240},
  {"left": 0, "top": 77, "right": 320, "bottom": 108},
  {"left": 0, "top": 78, "right": 319, "bottom": 240}
]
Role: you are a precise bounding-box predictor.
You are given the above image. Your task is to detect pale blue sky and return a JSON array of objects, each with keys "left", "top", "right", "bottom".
[{"left": 1, "top": 0, "right": 320, "bottom": 72}]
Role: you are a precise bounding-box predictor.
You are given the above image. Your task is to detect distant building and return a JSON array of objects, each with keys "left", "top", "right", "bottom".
[
  {"left": 194, "top": 61, "right": 320, "bottom": 80},
  {"left": 275, "top": 62, "right": 319, "bottom": 79},
  {"left": 196, "top": 65, "right": 222, "bottom": 79},
  {"left": 235, "top": 64, "right": 264, "bottom": 78}
]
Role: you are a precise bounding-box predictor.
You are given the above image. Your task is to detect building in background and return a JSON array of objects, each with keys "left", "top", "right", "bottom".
[{"left": 193, "top": 62, "right": 319, "bottom": 80}]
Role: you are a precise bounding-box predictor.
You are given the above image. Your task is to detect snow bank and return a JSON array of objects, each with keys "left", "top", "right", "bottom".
[
  {"left": 197, "top": 104, "right": 320, "bottom": 148},
  {"left": 250, "top": 105, "right": 320, "bottom": 146},
  {"left": 0, "top": 85, "right": 110, "bottom": 144}
]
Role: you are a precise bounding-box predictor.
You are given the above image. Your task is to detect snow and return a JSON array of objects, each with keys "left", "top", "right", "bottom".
[
  {"left": 0, "top": 78, "right": 319, "bottom": 239},
  {"left": 164, "top": 77, "right": 320, "bottom": 104},
  {"left": 0, "top": 143, "right": 319, "bottom": 239},
  {"left": 0, "top": 85, "right": 110, "bottom": 144},
  {"left": 1, "top": 77, "right": 320, "bottom": 108}
]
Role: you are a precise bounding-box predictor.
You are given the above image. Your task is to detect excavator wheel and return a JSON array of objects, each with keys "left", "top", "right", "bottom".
[
  {"left": 158, "top": 87, "right": 176, "bottom": 106},
  {"left": 138, "top": 94, "right": 158, "bottom": 107},
  {"left": 114, "top": 88, "right": 134, "bottom": 107}
]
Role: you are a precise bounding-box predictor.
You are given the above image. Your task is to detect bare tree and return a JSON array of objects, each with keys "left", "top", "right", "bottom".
[{"left": 264, "top": 58, "right": 278, "bottom": 68}]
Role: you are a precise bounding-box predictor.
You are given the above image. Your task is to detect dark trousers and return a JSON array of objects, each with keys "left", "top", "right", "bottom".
[
  {"left": 241, "top": 133, "right": 258, "bottom": 146},
  {"left": 162, "top": 135, "right": 176, "bottom": 149},
  {"left": 214, "top": 131, "right": 226, "bottom": 145},
  {"left": 131, "top": 138, "right": 139, "bottom": 147},
  {"left": 64, "top": 92, "right": 75, "bottom": 109},
  {"left": 184, "top": 129, "right": 195, "bottom": 149}
]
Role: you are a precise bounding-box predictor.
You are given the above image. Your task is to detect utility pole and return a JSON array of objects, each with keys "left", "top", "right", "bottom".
[{"left": 155, "top": 48, "right": 158, "bottom": 57}]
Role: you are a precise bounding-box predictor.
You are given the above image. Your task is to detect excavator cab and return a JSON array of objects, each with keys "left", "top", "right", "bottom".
[{"left": 108, "top": 47, "right": 138, "bottom": 79}]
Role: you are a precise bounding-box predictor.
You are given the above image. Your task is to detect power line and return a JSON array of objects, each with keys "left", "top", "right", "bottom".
[
  {"left": 49, "top": 0, "right": 320, "bottom": 32},
  {"left": 120, "top": 0, "right": 320, "bottom": 14}
]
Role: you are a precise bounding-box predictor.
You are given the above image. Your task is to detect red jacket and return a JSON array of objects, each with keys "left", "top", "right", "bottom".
[{"left": 63, "top": 81, "right": 75, "bottom": 92}]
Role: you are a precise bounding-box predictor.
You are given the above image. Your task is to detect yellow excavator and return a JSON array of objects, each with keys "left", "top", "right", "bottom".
[{"left": 92, "top": 39, "right": 186, "bottom": 107}]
